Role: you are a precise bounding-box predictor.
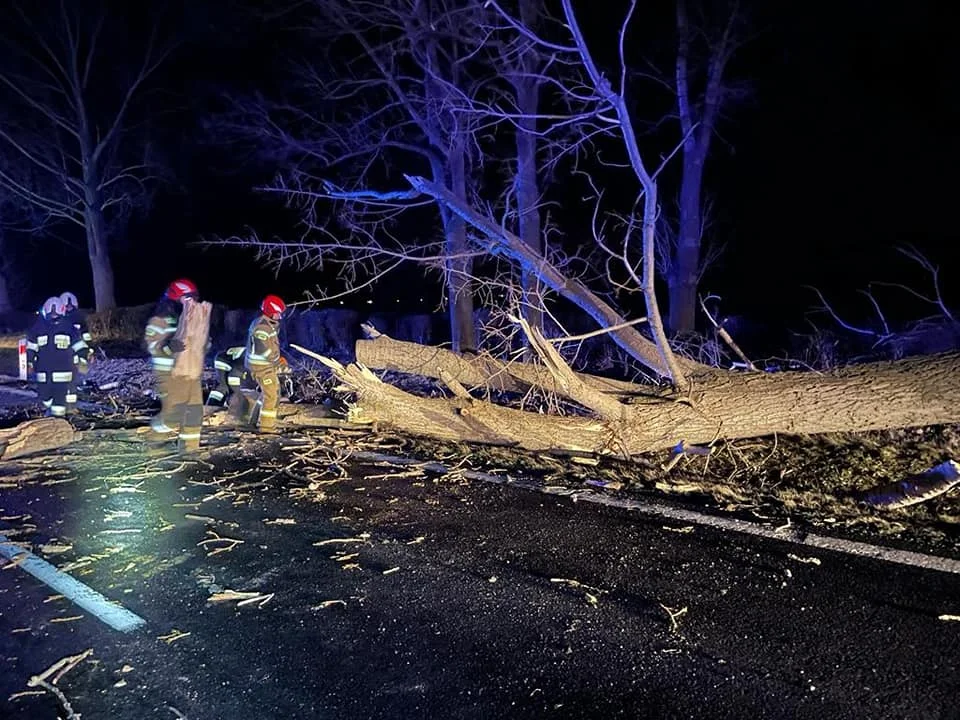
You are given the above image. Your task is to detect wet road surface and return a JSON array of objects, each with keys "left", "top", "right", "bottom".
[{"left": 1, "top": 430, "right": 959, "bottom": 719}]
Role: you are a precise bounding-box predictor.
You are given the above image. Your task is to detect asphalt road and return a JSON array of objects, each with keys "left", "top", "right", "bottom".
[{"left": 1, "top": 432, "right": 959, "bottom": 720}]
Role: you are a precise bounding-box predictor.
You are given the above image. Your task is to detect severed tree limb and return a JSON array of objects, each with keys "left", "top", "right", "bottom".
[
  {"left": 699, "top": 295, "right": 758, "bottom": 371},
  {"left": 516, "top": 315, "right": 628, "bottom": 421},
  {"left": 355, "top": 332, "right": 657, "bottom": 398}
]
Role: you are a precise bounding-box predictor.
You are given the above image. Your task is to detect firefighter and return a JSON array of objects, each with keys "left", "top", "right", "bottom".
[
  {"left": 144, "top": 279, "right": 203, "bottom": 452},
  {"left": 245, "top": 295, "right": 287, "bottom": 433},
  {"left": 59, "top": 291, "right": 94, "bottom": 414},
  {"left": 209, "top": 345, "right": 255, "bottom": 421},
  {"left": 25, "top": 296, "right": 86, "bottom": 418}
]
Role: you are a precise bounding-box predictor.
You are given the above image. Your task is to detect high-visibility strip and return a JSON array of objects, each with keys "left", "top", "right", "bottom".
[
  {"left": 72, "top": 340, "right": 88, "bottom": 352},
  {"left": 25, "top": 341, "right": 39, "bottom": 351},
  {"left": 178, "top": 432, "right": 201, "bottom": 440},
  {"left": 146, "top": 324, "right": 176, "bottom": 334},
  {"left": 208, "top": 390, "right": 225, "bottom": 401},
  {"left": 227, "top": 377, "right": 241, "bottom": 386},
  {"left": 36, "top": 372, "right": 47, "bottom": 382},
  {"left": 150, "top": 420, "right": 175, "bottom": 434},
  {"left": 214, "top": 361, "right": 232, "bottom": 371},
  {"left": 151, "top": 357, "right": 175, "bottom": 369},
  {"left": 50, "top": 406, "right": 66, "bottom": 416},
  {"left": 65, "top": 393, "right": 78, "bottom": 403},
  {"left": 0, "top": 533, "right": 146, "bottom": 633},
  {"left": 51, "top": 371, "right": 73, "bottom": 382}
]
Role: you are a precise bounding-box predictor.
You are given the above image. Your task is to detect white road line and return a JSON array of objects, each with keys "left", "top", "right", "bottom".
[
  {"left": 0, "top": 534, "right": 146, "bottom": 633},
  {"left": 351, "top": 450, "right": 960, "bottom": 576}
]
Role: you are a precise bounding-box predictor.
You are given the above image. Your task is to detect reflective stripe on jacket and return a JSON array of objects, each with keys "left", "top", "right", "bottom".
[
  {"left": 144, "top": 314, "right": 177, "bottom": 371},
  {"left": 245, "top": 316, "right": 280, "bottom": 368}
]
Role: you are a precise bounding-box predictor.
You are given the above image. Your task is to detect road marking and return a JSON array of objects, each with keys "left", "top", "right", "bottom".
[
  {"left": 352, "top": 450, "right": 960, "bottom": 576},
  {"left": 0, "top": 534, "right": 146, "bottom": 633}
]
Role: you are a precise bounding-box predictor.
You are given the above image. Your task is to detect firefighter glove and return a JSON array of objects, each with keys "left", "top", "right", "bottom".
[{"left": 168, "top": 338, "right": 186, "bottom": 353}]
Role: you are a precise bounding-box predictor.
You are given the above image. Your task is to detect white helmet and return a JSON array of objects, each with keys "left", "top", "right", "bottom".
[
  {"left": 59, "top": 291, "right": 78, "bottom": 312},
  {"left": 42, "top": 296, "right": 62, "bottom": 319}
]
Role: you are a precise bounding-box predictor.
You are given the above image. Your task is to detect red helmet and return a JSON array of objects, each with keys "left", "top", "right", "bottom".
[
  {"left": 166, "top": 278, "right": 198, "bottom": 302},
  {"left": 261, "top": 294, "right": 286, "bottom": 320}
]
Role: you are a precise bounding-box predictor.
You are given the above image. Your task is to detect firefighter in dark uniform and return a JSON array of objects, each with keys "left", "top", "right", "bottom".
[
  {"left": 246, "top": 295, "right": 287, "bottom": 433},
  {"left": 59, "top": 291, "right": 94, "bottom": 414},
  {"left": 209, "top": 345, "right": 256, "bottom": 421},
  {"left": 143, "top": 279, "right": 196, "bottom": 445},
  {"left": 25, "top": 297, "right": 87, "bottom": 418}
]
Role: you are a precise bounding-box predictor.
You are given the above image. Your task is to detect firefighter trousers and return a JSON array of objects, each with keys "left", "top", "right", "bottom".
[
  {"left": 37, "top": 377, "right": 70, "bottom": 417},
  {"left": 164, "top": 376, "right": 204, "bottom": 453},
  {"left": 249, "top": 365, "right": 279, "bottom": 431},
  {"left": 150, "top": 370, "right": 173, "bottom": 436}
]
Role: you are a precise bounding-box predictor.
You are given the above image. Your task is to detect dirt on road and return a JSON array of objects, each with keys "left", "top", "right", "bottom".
[{"left": 1, "top": 426, "right": 959, "bottom": 719}]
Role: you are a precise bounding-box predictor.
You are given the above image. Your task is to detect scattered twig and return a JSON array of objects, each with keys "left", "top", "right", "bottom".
[
  {"left": 158, "top": 629, "right": 191, "bottom": 644},
  {"left": 25, "top": 649, "right": 93, "bottom": 720},
  {"left": 208, "top": 589, "right": 274, "bottom": 608},
  {"left": 313, "top": 534, "right": 370, "bottom": 547},
  {"left": 660, "top": 604, "right": 688, "bottom": 632},
  {"left": 197, "top": 531, "right": 244, "bottom": 557},
  {"left": 550, "top": 577, "right": 606, "bottom": 607}
]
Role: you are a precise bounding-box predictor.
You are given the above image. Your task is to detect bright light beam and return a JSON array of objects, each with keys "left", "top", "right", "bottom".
[{"left": 0, "top": 533, "right": 146, "bottom": 633}]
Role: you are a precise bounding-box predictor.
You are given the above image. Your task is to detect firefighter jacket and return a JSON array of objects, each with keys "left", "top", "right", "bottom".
[
  {"left": 210, "top": 346, "right": 253, "bottom": 403},
  {"left": 144, "top": 312, "right": 179, "bottom": 373},
  {"left": 25, "top": 314, "right": 85, "bottom": 382},
  {"left": 245, "top": 315, "right": 282, "bottom": 370},
  {"left": 63, "top": 309, "right": 94, "bottom": 361}
]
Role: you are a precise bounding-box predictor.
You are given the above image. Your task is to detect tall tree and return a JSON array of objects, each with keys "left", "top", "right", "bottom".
[
  {"left": 215, "top": 0, "right": 496, "bottom": 352},
  {"left": 0, "top": 0, "right": 175, "bottom": 310},
  {"left": 666, "top": 0, "right": 748, "bottom": 333}
]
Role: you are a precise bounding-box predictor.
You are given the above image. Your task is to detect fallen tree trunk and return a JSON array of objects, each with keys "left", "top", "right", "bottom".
[
  {"left": 316, "top": 351, "right": 960, "bottom": 456},
  {"left": 0, "top": 418, "right": 77, "bottom": 460},
  {"left": 355, "top": 333, "right": 652, "bottom": 398}
]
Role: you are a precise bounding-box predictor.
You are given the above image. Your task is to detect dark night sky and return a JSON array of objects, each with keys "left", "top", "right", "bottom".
[{"left": 4, "top": 0, "right": 956, "bottom": 331}]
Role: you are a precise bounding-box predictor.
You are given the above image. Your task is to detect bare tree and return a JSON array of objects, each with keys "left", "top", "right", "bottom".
[
  {"left": 292, "top": 0, "right": 960, "bottom": 456},
  {"left": 214, "top": 0, "right": 508, "bottom": 352},
  {"left": 667, "top": 0, "right": 750, "bottom": 334},
  {"left": 0, "top": 0, "right": 175, "bottom": 310}
]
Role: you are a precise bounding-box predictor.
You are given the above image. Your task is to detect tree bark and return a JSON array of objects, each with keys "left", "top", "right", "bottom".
[
  {"left": 668, "top": 0, "right": 729, "bottom": 335},
  {"left": 440, "top": 144, "right": 476, "bottom": 354},
  {"left": 355, "top": 333, "right": 648, "bottom": 397},
  {"left": 85, "top": 203, "right": 117, "bottom": 311},
  {"left": 172, "top": 300, "right": 212, "bottom": 378},
  {"left": 514, "top": 0, "right": 544, "bottom": 342},
  {"left": 669, "top": 153, "right": 704, "bottom": 334},
  {"left": 323, "top": 351, "right": 960, "bottom": 456},
  {"left": 0, "top": 418, "right": 77, "bottom": 460}
]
